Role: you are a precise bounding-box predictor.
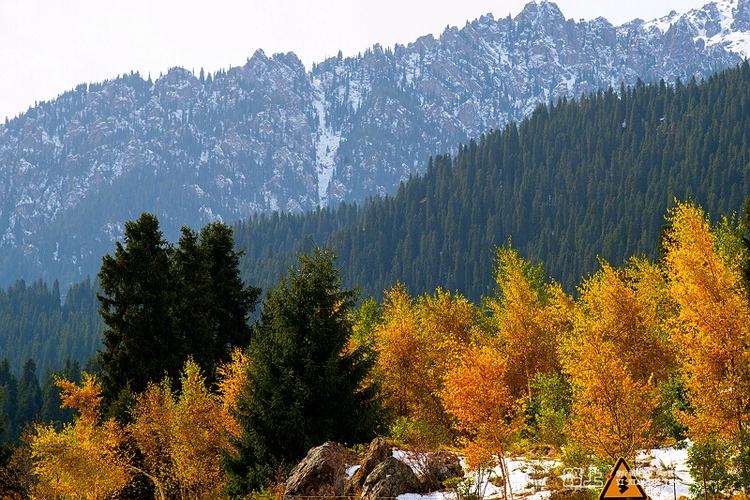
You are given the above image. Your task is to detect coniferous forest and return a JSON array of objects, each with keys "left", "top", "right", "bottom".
[
  {"left": 235, "top": 62, "right": 750, "bottom": 301},
  {"left": 3, "top": 62, "right": 750, "bottom": 496}
]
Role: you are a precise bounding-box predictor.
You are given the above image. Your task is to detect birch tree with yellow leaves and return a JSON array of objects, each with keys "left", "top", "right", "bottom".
[
  {"left": 663, "top": 201, "right": 750, "bottom": 442},
  {"left": 483, "top": 244, "right": 560, "bottom": 399},
  {"left": 561, "top": 258, "right": 676, "bottom": 461},
  {"left": 30, "top": 373, "right": 130, "bottom": 499},
  {"left": 442, "top": 345, "right": 525, "bottom": 500},
  {"left": 375, "top": 283, "right": 478, "bottom": 442},
  {"left": 30, "top": 356, "right": 242, "bottom": 499},
  {"left": 130, "top": 357, "right": 231, "bottom": 498}
]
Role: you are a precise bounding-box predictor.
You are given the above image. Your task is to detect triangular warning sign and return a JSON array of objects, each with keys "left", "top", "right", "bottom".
[{"left": 598, "top": 457, "right": 649, "bottom": 500}]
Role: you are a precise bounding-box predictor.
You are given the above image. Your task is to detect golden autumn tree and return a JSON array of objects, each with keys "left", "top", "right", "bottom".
[
  {"left": 484, "top": 244, "right": 559, "bottom": 398},
  {"left": 129, "top": 357, "right": 231, "bottom": 498},
  {"left": 31, "top": 357, "right": 240, "bottom": 499},
  {"left": 560, "top": 258, "right": 676, "bottom": 461},
  {"left": 30, "top": 373, "right": 130, "bottom": 500},
  {"left": 663, "top": 201, "right": 750, "bottom": 442},
  {"left": 375, "top": 283, "right": 423, "bottom": 419},
  {"left": 442, "top": 345, "right": 525, "bottom": 500},
  {"left": 216, "top": 347, "right": 250, "bottom": 443},
  {"left": 375, "top": 283, "right": 478, "bottom": 442}
]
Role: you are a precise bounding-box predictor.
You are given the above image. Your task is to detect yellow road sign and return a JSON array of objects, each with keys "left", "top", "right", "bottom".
[{"left": 598, "top": 457, "right": 649, "bottom": 500}]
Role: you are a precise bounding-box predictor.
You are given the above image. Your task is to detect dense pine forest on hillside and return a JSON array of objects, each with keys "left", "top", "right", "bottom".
[
  {"left": 5, "top": 62, "right": 750, "bottom": 388},
  {"left": 236, "top": 62, "right": 750, "bottom": 300},
  {"left": 0, "top": 277, "right": 101, "bottom": 376},
  {"left": 4, "top": 62, "right": 750, "bottom": 497},
  {"left": 8, "top": 198, "right": 750, "bottom": 497}
]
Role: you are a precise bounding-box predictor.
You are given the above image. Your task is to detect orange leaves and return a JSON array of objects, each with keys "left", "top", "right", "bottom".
[
  {"left": 375, "top": 283, "right": 478, "bottom": 440},
  {"left": 443, "top": 346, "right": 521, "bottom": 433},
  {"left": 561, "top": 259, "right": 673, "bottom": 461},
  {"left": 663, "top": 201, "right": 750, "bottom": 440},
  {"left": 442, "top": 345, "right": 525, "bottom": 470}
]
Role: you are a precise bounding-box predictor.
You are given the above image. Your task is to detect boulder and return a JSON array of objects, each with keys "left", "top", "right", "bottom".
[
  {"left": 284, "top": 441, "right": 360, "bottom": 498},
  {"left": 343, "top": 437, "right": 392, "bottom": 496},
  {"left": 418, "top": 450, "right": 464, "bottom": 491},
  {"left": 359, "top": 456, "right": 423, "bottom": 499}
]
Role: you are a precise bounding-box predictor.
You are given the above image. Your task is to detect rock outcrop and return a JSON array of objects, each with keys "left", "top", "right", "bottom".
[
  {"left": 284, "top": 441, "right": 360, "bottom": 498},
  {"left": 359, "top": 456, "right": 424, "bottom": 499},
  {"left": 343, "top": 437, "right": 392, "bottom": 496},
  {"left": 418, "top": 450, "right": 464, "bottom": 492}
]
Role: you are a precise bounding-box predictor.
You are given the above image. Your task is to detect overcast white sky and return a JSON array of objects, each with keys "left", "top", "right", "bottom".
[{"left": 0, "top": 0, "right": 712, "bottom": 122}]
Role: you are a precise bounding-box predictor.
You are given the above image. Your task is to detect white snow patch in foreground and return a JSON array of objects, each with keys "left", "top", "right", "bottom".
[
  {"left": 393, "top": 446, "right": 693, "bottom": 500},
  {"left": 346, "top": 464, "right": 361, "bottom": 479}
]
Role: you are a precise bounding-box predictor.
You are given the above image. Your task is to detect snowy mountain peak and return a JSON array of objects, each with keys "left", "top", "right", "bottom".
[
  {"left": 642, "top": 0, "right": 750, "bottom": 57},
  {"left": 517, "top": 1, "right": 567, "bottom": 26},
  {"left": 2, "top": 0, "right": 750, "bottom": 285}
]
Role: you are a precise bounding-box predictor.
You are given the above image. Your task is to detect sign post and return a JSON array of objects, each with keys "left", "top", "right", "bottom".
[{"left": 598, "top": 457, "right": 650, "bottom": 500}]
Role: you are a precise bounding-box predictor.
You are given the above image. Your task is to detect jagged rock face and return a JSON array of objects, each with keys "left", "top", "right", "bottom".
[
  {"left": 284, "top": 441, "right": 360, "bottom": 498},
  {"left": 1, "top": 0, "right": 749, "bottom": 285},
  {"left": 359, "top": 456, "right": 424, "bottom": 499},
  {"left": 344, "top": 437, "right": 393, "bottom": 496}
]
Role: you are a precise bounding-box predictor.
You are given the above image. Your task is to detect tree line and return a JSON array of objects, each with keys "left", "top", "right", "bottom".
[
  {"left": 235, "top": 61, "right": 750, "bottom": 301},
  {"left": 0, "top": 277, "right": 102, "bottom": 377},
  {"left": 7, "top": 60, "right": 750, "bottom": 389},
  {"left": 4, "top": 199, "right": 750, "bottom": 499}
]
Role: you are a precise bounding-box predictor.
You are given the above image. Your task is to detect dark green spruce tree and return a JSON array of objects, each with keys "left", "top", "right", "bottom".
[
  {"left": 224, "top": 247, "right": 384, "bottom": 495},
  {"left": 97, "top": 213, "right": 260, "bottom": 419},
  {"left": 97, "top": 213, "right": 178, "bottom": 419},
  {"left": 15, "top": 359, "right": 41, "bottom": 431},
  {"left": 0, "top": 359, "right": 17, "bottom": 441},
  {"left": 174, "top": 223, "right": 261, "bottom": 384}
]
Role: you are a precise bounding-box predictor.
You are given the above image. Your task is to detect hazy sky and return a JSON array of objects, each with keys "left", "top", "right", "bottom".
[{"left": 1, "top": 0, "right": 713, "bottom": 122}]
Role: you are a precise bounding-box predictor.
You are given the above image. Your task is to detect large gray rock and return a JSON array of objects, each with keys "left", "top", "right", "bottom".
[
  {"left": 418, "top": 450, "right": 464, "bottom": 492},
  {"left": 359, "top": 456, "right": 423, "bottom": 499},
  {"left": 344, "top": 437, "right": 393, "bottom": 496},
  {"left": 284, "top": 441, "right": 360, "bottom": 498}
]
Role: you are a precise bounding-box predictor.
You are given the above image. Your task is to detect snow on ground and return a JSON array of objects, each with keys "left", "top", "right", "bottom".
[{"left": 394, "top": 446, "right": 693, "bottom": 500}]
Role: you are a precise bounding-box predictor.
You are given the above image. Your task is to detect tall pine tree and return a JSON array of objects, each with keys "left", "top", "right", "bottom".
[
  {"left": 224, "top": 247, "right": 384, "bottom": 494},
  {"left": 97, "top": 213, "right": 178, "bottom": 418},
  {"left": 97, "top": 214, "right": 260, "bottom": 420}
]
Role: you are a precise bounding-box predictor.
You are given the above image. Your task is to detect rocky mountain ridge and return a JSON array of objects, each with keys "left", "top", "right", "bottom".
[{"left": 2, "top": 0, "right": 750, "bottom": 286}]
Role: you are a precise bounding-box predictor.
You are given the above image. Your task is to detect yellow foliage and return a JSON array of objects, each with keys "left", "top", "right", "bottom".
[
  {"left": 216, "top": 347, "right": 249, "bottom": 440},
  {"left": 30, "top": 373, "right": 130, "bottom": 500},
  {"left": 442, "top": 345, "right": 525, "bottom": 470},
  {"left": 375, "top": 283, "right": 478, "bottom": 441},
  {"left": 484, "top": 245, "right": 560, "bottom": 398},
  {"left": 561, "top": 259, "right": 675, "bottom": 461},
  {"left": 172, "top": 358, "right": 229, "bottom": 493},
  {"left": 30, "top": 360, "right": 235, "bottom": 498},
  {"left": 129, "top": 357, "right": 229, "bottom": 498},
  {"left": 664, "top": 201, "right": 750, "bottom": 441}
]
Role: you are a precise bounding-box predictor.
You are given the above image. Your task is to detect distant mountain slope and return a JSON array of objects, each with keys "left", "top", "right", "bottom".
[
  {"left": 235, "top": 62, "right": 750, "bottom": 301},
  {"left": 2, "top": 0, "right": 750, "bottom": 286}
]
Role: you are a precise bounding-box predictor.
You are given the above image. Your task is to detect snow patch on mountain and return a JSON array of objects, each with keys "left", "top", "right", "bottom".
[
  {"left": 644, "top": 0, "right": 750, "bottom": 57},
  {"left": 313, "top": 78, "right": 341, "bottom": 207}
]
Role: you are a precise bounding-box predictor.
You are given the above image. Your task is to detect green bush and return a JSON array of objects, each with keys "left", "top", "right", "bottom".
[{"left": 687, "top": 438, "right": 736, "bottom": 499}]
